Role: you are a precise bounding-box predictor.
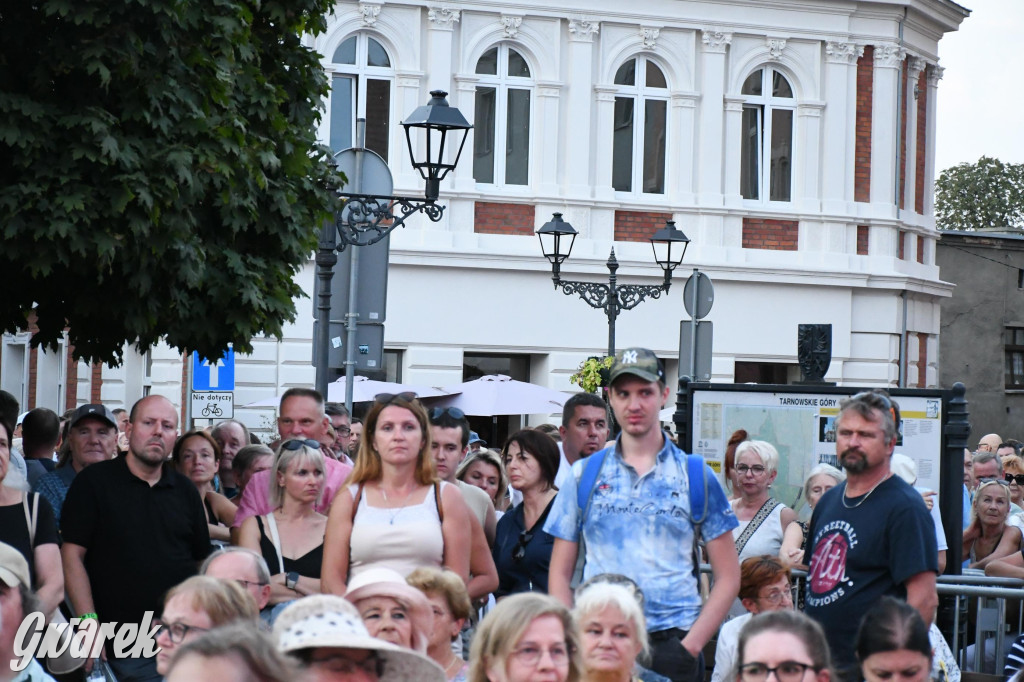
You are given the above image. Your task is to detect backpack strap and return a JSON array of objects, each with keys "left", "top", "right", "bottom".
[
  {"left": 576, "top": 447, "right": 609, "bottom": 516},
  {"left": 686, "top": 454, "right": 709, "bottom": 527},
  {"left": 434, "top": 481, "right": 445, "bottom": 523}
]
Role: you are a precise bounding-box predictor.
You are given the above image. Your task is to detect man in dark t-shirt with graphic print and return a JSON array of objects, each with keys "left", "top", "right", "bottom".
[{"left": 804, "top": 390, "right": 937, "bottom": 682}]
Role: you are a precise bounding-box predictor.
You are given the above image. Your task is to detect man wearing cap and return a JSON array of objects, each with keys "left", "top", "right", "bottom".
[
  {"left": 467, "top": 431, "right": 486, "bottom": 454},
  {"left": 34, "top": 404, "right": 119, "bottom": 527},
  {"left": 0, "top": 540, "right": 58, "bottom": 681},
  {"left": 545, "top": 347, "right": 740, "bottom": 682},
  {"left": 61, "top": 395, "right": 210, "bottom": 682}
]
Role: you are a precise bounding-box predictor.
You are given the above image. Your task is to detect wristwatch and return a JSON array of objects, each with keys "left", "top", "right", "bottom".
[{"left": 285, "top": 572, "right": 299, "bottom": 590}]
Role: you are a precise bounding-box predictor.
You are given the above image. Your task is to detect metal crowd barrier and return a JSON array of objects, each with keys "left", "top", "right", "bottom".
[{"left": 698, "top": 565, "right": 1024, "bottom": 675}]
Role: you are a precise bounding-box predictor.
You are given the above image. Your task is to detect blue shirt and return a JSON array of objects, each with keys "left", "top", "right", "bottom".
[
  {"left": 34, "top": 465, "right": 78, "bottom": 528},
  {"left": 544, "top": 433, "right": 737, "bottom": 631}
]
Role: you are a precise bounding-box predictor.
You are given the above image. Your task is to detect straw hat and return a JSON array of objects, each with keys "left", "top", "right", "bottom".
[
  {"left": 274, "top": 595, "right": 445, "bottom": 682},
  {"left": 344, "top": 567, "right": 434, "bottom": 653}
]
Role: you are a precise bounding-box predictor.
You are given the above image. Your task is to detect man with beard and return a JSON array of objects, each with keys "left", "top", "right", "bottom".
[
  {"left": 61, "top": 395, "right": 210, "bottom": 681},
  {"left": 803, "top": 390, "right": 937, "bottom": 682}
]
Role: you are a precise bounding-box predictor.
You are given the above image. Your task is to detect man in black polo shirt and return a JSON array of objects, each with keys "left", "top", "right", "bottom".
[{"left": 61, "top": 395, "right": 209, "bottom": 681}]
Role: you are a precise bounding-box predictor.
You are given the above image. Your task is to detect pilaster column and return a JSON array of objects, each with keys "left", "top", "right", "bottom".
[
  {"left": 904, "top": 56, "right": 927, "bottom": 214},
  {"left": 394, "top": 71, "right": 426, "bottom": 193},
  {"left": 796, "top": 102, "right": 825, "bottom": 211},
  {"left": 670, "top": 91, "right": 699, "bottom": 205},
  {"left": 564, "top": 18, "right": 600, "bottom": 198},
  {"left": 451, "top": 75, "right": 479, "bottom": 192},
  {"left": 869, "top": 43, "right": 906, "bottom": 210},
  {"left": 426, "top": 6, "right": 459, "bottom": 97},
  {"left": 924, "top": 66, "right": 943, "bottom": 217},
  {"left": 822, "top": 41, "right": 862, "bottom": 213},
  {"left": 594, "top": 84, "right": 618, "bottom": 201},
  {"left": 535, "top": 81, "right": 563, "bottom": 196},
  {"left": 722, "top": 95, "right": 744, "bottom": 208},
  {"left": 696, "top": 30, "right": 732, "bottom": 207}
]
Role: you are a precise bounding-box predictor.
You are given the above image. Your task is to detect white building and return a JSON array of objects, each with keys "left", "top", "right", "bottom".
[{"left": 1, "top": 0, "right": 969, "bottom": 440}]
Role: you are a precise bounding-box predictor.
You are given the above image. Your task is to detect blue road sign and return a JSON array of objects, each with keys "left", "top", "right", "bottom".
[{"left": 192, "top": 348, "right": 235, "bottom": 391}]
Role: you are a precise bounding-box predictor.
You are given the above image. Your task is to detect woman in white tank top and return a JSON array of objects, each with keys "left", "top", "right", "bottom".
[{"left": 321, "top": 393, "right": 472, "bottom": 595}]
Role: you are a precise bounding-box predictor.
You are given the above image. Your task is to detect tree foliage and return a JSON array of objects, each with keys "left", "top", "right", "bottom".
[
  {"left": 935, "top": 156, "right": 1024, "bottom": 232},
  {"left": 0, "top": 0, "right": 342, "bottom": 365}
]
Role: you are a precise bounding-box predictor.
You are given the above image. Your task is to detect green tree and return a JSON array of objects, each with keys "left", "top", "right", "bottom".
[
  {"left": 935, "top": 156, "right": 1024, "bottom": 231},
  {"left": 0, "top": 0, "right": 341, "bottom": 365}
]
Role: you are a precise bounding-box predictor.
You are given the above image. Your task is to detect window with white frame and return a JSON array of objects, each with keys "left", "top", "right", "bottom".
[
  {"left": 329, "top": 35, "right": 393, "bottom": 160},
  {"left": 740, "top": 67, "right": 794, "bottom": 202},
  {"left": 612, "top": 57, "right": 668, "bottom": 194},
  {"left": 473, "top": 46, "right": 532, "bottom": 186}
]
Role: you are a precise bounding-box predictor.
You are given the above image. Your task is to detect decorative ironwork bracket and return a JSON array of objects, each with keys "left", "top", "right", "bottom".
[{"left": 334, "top": 192, "right": 446, "bottom": 249}]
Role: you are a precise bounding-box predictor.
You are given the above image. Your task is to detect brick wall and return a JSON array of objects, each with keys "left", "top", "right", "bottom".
[
  {"left": 474, "top": 202, "right": 535, "bottom": 236},
  {"left": 897, "top": 231, "right": 905, "bottom": 260},
  {"left": 614, "top": 210, "right": 674, "bottom": 242},
  {"left": 917, "top": 333, "right": 928, "bottom": 388},
  {"left": 898, "top": 64, "right": 908, "bottom": 209},
  {"left": 915, "top": 69, "right": 928, "bottom": 214},
  {"left": 855, "top": 46, "right": 874, "bottom": 203},
  {"left": 28, "top": 347, "right": 37, "bottom": 410},
  {"left": 857, "top": 225, "right": 870, "bottom": 255},
  {"left": 916, "top": 235, "right": 924, "bottom": 264},
  {"left": 65, "top": 348, "right": 78, "bottom": 412},
  {"left": 181, "top": 354, "right": 189, "bottom": 427},
  {"left": 742, "top": 217, "right": 798, "bottom": 251},
  {"left": 90, "top": 364, "right": 103, "bottom": 403}
]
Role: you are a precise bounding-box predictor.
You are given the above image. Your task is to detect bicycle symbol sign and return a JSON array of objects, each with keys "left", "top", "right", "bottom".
[{"left": 191, "top": 391, "right": 234, "bottom": 420}]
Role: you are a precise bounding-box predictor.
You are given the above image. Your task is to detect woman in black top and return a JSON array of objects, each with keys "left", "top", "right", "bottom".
[
  {"left": 239, "top": 440, "right": 327, "bottom": 613},
  {"left": 492, "top": 429, "right": 559, "bottom": 597},
  {"left": 0, "top": 418, "right": 63, "bottom": 613}
]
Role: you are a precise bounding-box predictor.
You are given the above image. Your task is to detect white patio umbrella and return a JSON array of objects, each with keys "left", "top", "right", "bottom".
[
  {"left": 243, "top": 376, "right": 452, "bottom": 408},
  {"left": 430, "top": 375, "right": 568, "bottom": 416}
]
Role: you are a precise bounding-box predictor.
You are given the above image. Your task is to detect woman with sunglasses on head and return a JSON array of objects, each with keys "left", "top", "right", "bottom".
[
  {"left": 239, "top": 439, "right": 327, "bottom": 615},
  {"left": 322, "top": 393, "right": 472, "bottom": 594},
  {"left": 962, "top": 478, "right": 1021, "bottom": 569},
  {"left": 734, "top": 610, "right": 831, "bottom": 682},
  {"left": 493, "top": 429, "right": 559, "bottom": 598}
]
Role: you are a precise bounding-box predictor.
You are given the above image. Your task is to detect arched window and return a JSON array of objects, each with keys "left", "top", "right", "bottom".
[
  {"left": 740, "top": 67, "right": 794, "bottom": 202},
  {"left": 473, "top": 46, "right": 532, "bottom": 186},
  {"left": 329, "top": 35, "right": 393, "bottom": 160},
  {"left": 612, "top": 57, "right": 667, "bottom": 194}
]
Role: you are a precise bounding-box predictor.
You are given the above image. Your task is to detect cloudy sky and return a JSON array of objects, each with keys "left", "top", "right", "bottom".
[{"left": 934, "top": 0, "right": 1024, "bottom": 172}]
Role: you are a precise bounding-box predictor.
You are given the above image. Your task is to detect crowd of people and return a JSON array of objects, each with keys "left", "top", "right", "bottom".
[{"left": 0, "top": 345, "right": 1000, "bottom": 682}]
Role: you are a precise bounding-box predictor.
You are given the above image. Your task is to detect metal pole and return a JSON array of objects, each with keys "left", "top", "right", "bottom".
[
  {"left": 606, "top": 249, "right": 618, "bottom": 357},
  {"left": 690, "top": 268, "right": 699, "bottom": 379},
  {"left": 314, "top": 223, "right": 337, "bottom": 399},
  {"left": 343, "top": 119, "right": 367, "bottom": 413}
]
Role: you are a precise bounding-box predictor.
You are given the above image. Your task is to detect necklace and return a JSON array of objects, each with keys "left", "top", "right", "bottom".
[
  {"left": 841, "top": 473, "right": 892, "bottom": 509},
  {"left": 443, "top": 653, "right": 463, "bottom": 678},
  {"left": 380, "top": 485, "right": 418, "bottom": 525}
]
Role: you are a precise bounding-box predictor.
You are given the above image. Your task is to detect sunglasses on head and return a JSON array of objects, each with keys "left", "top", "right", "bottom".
[
  {"left": 281, "top": 439, "right": 321, "bottom": 451},
  {"left": 429, "top": 406, "right": 466, "bottom": 421},
  {"left": 1008, "top": 474, "right": 1024, "bottom": 486},
  {"left": 374, "top": 392, "right": 417, "bottom": 405}
]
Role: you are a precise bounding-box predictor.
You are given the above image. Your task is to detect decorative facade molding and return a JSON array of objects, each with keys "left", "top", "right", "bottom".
[
  {"left": 766, "top": 38, "right": 787, "bottom": 60},
  {"left": 427, "top": 6, "right": 460, "bottom": 29},
  {"left": 359, "top": 2, "right": 382, "bottom": 26},
  {"left": 639, "top": 26, "right": 660, "bottom": 50},
  {"left": 824, "top": 41, "right": 862, "bottom": 64},
  {"left": 724, "top": 95, "right": 744, "bottom": 112},
  {"left": 594, "top": 84, "right": 617, "bottom": 102},
  {"left": 927, "top": 65, "right": 945, "bottom": 86},
  {"left": 500, "top": 15, "right": 523, "bottom": 38},
  {"left": 797, "top": 102, "right": 825, "bottom": 117},
  {"left": 670, "top": 91, "right": 700, "bottom": 108},
  {"left": 701, "top": 30, "right": 733, "bottom": 53},
  {"left": 568, "top": 18, "right": 600, "bottom": 42},
  {"left": 908, "top": 56, "right": 928, "bottom": 78},
  {"left": 873, "top": 43, "right": 906, "bottom": 68}
]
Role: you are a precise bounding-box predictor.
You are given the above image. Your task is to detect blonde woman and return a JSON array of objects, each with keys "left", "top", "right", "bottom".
[
  {"left": 731, "top": 441, "right": 796, "bottom": 562},
  {"left": 239, "top": 440, "right": 327, "bottom": 609},
  {"left": 469, "top": 592, "right": 582, "bottom": 682},
  {"left": 458, "top": 449, "right": 510, "bottom": 515},
  {"left": 962, "top": 479, "right": 1021, "bottom": 569},
  {"left": 574, "top": 581, "right": 653, "bottom": 682}
]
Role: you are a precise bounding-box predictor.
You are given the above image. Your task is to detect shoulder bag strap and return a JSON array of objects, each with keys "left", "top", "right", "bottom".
[
  {"left": 734, "top": 498, "right": 783, "bottom": 556},
  {"left": 434, "top": 481, "right": 445, "bottom": 523},
  {"left": 351, "top": 483, "right": 365, "bottom": 523},
  {"left": 264, "top": 513, "right": 286, "bottom": 575},
  {"left": 22, "top": 493, "right": 39, "bottom": 547}
]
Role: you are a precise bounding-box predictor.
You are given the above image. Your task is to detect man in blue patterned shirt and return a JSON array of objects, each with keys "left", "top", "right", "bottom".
[{"left": 546, "top": 347, "right": 739, "bottom": 682}]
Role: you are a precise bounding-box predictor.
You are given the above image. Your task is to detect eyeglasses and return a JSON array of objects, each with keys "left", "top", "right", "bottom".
[
  {"left": 511, "top": 644, "right": 571, "bottom": 667},
  {"left": 512, "top": 530, "right": 534, "bottom": 562},
  {"left": 739, "top": 662, "right": 818, "bottom": 682},
  {"left": 234, "top": 579, "right": 268, "bottom": 590},
  {"left": 336, "top": 427, "right": 352, "bottom": 437},
  {"left": 154, "top": 619, "right": 210, "bottom": 644},
  {"left": 375, "top": 392, "right": 417, "bottom": 404},
  {"left": 309, "top": 651, "right": 383, "bottom": 677},
  {"left": 429, "top": 406, "right": 466, "bottom": 420},
  {"left": 757, "top": 586, "right": 793, "bottom": 605},
  {"left": 281, "top": 439, "right": 321, "bottom": 451},
  {"left": 735, "top": 464, "right": 767, "bottom": 475},
  {"left": 1006, "top": 474, "right": 1024, "bottom": 485}
]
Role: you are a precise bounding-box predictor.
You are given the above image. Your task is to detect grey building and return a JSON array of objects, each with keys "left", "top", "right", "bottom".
[{"left": 937, "top": 229, "right": 1024, "bottom": 442}]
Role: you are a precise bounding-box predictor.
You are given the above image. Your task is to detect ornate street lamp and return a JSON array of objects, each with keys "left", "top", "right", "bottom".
[{"left": 537, "top": 213, "right": 690, "bottom": 357}]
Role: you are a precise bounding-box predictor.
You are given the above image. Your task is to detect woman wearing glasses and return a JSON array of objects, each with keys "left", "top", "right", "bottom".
[
  {"left": 730, "top": 441, "right": 796, "bottom": 563},
  {"left": 493, "top": 430, "right": 559, "bottom": 597},
  {"left": 1002, "top": 454, "right": 1024, "bottom": 519},
  {"left": 154, "top": 575, "right": 259, "bottom": 677},
  {"left": 238, "top": 439, "right": 327, "bottom": 613},
  {"left": 734, "top": 610, "right": 831, "bottom": 682},
  {"left": 322, "top": 393, "right": 472, "bottom": 593},
  {"left": 962, "top": 478, "right": 1021, "bottom": 569},
  {"left": 469, "top": 592, "right": 582, "bottom": 682}
]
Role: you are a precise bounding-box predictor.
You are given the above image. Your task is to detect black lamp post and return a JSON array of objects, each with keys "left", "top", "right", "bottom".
[
  {"left": 537, "top": 212, "right": 690, "bottom": 357},
  {"left": 314, "top": 90, "right": 472, "bottom": 400}
]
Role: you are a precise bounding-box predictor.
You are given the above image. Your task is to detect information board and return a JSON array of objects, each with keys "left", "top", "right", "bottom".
[{"left": 689, "top": 386, "right": 944, "bottom": 513}]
